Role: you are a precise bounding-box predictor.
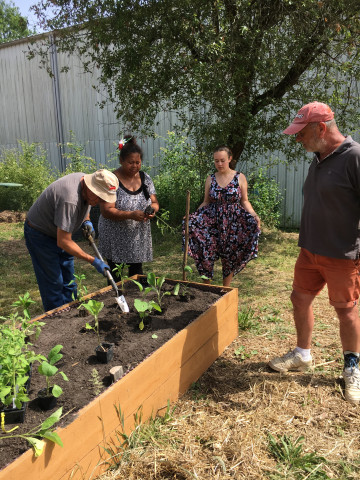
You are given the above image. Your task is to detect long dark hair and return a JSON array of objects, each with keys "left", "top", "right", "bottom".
[
  {"left": 119, "top": 135, "right": 143, "bottom": 162},
  {"left": 213, "top": 145, "right": 236, "bottom": 169}
]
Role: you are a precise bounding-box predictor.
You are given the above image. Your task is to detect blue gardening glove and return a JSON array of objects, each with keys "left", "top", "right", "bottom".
[
  {"left": 92, "top": 257, "right": 110, "bottom": 276},
  {"left": 82, "top": 220, "right": 95, "bottom": 239}
]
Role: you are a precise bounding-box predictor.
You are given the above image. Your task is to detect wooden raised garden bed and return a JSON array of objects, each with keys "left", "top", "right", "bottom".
[{"left": 0, "top": 277, "right": 238, "bottom": 480}]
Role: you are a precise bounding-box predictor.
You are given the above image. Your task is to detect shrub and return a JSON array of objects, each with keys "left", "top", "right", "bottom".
[
  {"left": 0, "top": 141, "right": 55, "bottom": 211},
  {"left": 59, "top": 131, "right": 98, "bottom": 176},
  {"left": 247, "top": 167, "right": 283, "bottom": 229},
  {"left": 152, "top": 132, "right": 210, "bottom": 226}
]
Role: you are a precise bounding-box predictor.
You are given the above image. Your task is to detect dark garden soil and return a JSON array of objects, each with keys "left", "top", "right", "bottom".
[{"left": 0, "top": 278, "right": 225, "bottom": 472}]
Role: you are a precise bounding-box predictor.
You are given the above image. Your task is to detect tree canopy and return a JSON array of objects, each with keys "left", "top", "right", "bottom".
[
  {"left": 0, "top": 0, "right": 35, "bottom": 43},
  {"left": 31, "top": 0, "right": 360, "bottom": 161}
]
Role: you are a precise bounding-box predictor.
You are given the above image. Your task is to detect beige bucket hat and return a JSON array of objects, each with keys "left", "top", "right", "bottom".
[{"left": 83, "top": 169, "right": 119, "bottom": 203}]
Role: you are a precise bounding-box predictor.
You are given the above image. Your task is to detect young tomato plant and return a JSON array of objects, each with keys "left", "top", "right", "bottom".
[
  {"left": 82, "top": 299, "right": 105, "bottom": 345},
  {"left": 112, "top": 263, "right": 129, "bottom": 292},
  {"left": 37, "top": 345, "right": 68, "bottom": 398},
  {"left": 10, "top": 292, "right": 45, "bottom": 340},
  {"left": 11, "top": 292, "right": 35, "bottom": 322},
  {"left": 133, "top": 299, "right": 161, "bottom": 331},
  {"left": 70, "top": 273, "right": 89, "bottom": 302},
  {"left": 0, "top": 313, "right": 43, "bottom": 410}
]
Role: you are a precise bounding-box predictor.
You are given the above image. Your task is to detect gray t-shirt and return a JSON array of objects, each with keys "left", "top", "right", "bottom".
[
  {"left": 299, "top": 136, "right": 360, "bottom": 259},
  {"left": 27, "top": 172, "right": 90, "bottom": 238}
]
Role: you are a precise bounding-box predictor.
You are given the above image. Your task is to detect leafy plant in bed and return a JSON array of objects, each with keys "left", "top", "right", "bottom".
[
  {"left": 70, "top": 273, "right": 89, "bottom": 317},
  {"left": 37, "top": 345, "right": 68, "bottom": 410},
  {"left": 0, "top": 311, "right": 44, "bottom": 423},
  {"left": 112, "top": 263, "right": 129, "bottom": 294},
  {"left": 82, "top": 299, "right": 114, "bottom": 363},
  {"left": 131, "top": 272, "right": 179, "bottom": 317},
  {"left": 133, "top": 298, "right": 162, "bottom": 331}
]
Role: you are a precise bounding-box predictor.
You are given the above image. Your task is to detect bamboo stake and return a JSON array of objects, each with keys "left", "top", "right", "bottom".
[{"left": 182, "top": 190, "right": 191, "bottom": 280}]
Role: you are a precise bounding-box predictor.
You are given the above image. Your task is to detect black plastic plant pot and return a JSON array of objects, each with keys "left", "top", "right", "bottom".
[
  {"left": 95, "top": 343, "right": 114, "bottom": 363},
  {"left": 1, "top": 403, "right": 27, "bottom": 424},
  {"left": 0, "top": 368, "right": 32, "bottom": 423},
  {"left": 37, "top": 388, "right": 58, "bottom": 411}
]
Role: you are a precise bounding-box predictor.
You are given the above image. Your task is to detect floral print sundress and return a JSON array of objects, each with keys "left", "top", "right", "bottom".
[{"left": 184, "top": 172, "right": 260, "bottom": 279}]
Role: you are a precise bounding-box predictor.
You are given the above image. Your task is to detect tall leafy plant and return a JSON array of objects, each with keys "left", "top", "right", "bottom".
[
  {"left": 152, "top": 132, "right": 210, "bottom": 225},
  {"left": 0, "top": 314, "right": 44, "bottom": 409}
]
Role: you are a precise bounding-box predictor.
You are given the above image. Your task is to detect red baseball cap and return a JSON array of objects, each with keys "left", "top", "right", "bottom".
[{"left": 283, "top": 101, "right": 334, "bottom": 135}]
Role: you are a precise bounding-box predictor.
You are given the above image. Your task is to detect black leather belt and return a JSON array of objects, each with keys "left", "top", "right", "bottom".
[{"left": 26, "top": 219, "right": 40, "bottom": 231}]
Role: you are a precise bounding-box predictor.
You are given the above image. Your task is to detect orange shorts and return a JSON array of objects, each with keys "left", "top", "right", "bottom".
[{"left": 293, "top": 248, "right": 360, "bottom": 308}]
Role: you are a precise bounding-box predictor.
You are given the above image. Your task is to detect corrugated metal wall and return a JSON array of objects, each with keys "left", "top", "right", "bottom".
[
  {"left": 0, "top": 33, "right": 311, "bottom": 228},
  {"left": 0, "top": 34, "right": 182, "bottom": 172}
]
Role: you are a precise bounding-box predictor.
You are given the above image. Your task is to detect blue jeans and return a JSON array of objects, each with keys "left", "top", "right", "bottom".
[{"left": 24, "top": 221, "right": 77, "bottom": 312}]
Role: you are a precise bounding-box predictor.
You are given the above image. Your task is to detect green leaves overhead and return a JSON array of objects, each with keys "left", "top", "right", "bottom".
[
  {"left": 0, "top": 0, "right": 35, "bottom": 44},
  {"left": 31, "top": 1, "right": 360, "bottom": 160}
]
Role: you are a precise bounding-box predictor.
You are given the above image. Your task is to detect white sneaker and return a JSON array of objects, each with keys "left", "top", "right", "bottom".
[
  {"left": 343, "top": 367, "right": 360, "bottom": 404},
  {"left": 268, "top": 350, "right": 312, "bottom": 373}
]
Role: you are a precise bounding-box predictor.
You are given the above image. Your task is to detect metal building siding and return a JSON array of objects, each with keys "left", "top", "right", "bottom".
[
  {"left": 0, "top": 41, "right": 57, "bottom": 145},
  {"left": 1, "top": 34, "right": 311, "bottom": 227}
]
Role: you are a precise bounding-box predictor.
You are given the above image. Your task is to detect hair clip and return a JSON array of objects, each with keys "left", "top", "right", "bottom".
[{"left": 118, "top": 136, "right": 133, "bottom": 150}]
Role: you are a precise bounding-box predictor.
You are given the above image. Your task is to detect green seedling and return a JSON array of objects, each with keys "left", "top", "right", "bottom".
[
  {"left": 82, "top": 299, "right": 105, "bottom": 345},
  {"left": 112, "top": 263, "right": 129, "bottom": 290},
  {"left": 133, "top": 298, "right": 161, "bottom": 331},
  {"left": 132, "top": 272, "right": 181, "bottom": 306},
  {"left": 145, "top": 272, "right": 173, "bottom": 308},
  {"left": 70, "top": 273, "right": 88, "bottom": 303},
  {"left": 182, "top": 265, "right": 208, "bottom": 283},
  {"left": 130, "top": 278, "right": 145, "bottom": 293},
  {"left": 1, "top": 407, "right": 63, "bottom": 457},
  {"left": 173, "top": 282, "right": 188, "bottom": 298},
  {"left": 37, "top": 345, "right": 68, "bottom": 398}
]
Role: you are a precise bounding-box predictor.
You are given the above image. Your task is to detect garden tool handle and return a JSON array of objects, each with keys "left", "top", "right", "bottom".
[{"left": 86, "top": 233, "right": 120, "bottom": 297}]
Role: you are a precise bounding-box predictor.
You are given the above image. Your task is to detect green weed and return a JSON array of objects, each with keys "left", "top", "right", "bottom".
[
  {"left": 267, "top": 434, "right": 330, "bottom": 479},
  {"left": 234, "top": 345, "right": 258, "bottom": 360},
  {"left": 238, "top": 306, "right": 260, "bottom": 331}
]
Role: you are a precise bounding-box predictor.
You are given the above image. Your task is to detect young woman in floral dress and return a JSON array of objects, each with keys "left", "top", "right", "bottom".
[{"left": 185, "top": 145, "right": 261, "bottom": 287}]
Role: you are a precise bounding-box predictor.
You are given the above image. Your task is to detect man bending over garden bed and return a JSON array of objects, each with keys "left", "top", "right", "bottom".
[
  {"left": 24, "top": 169, "right": 119, "bottom": 312},
  {"left": 269, "top": 101, "right": 360, "bottom": 404}
]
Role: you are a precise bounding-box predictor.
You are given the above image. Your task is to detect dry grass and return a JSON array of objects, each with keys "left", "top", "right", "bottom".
[
  {"left": 95, "top": 230, "right": 360, "bottom": 480},
  {"left": 1, "top": 223, "right": 360, "bottom": 479}
]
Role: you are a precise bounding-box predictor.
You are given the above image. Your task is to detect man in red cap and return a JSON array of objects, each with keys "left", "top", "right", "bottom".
[{"left": 269, "top": 102, "right": 360, "bottom": 404}]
